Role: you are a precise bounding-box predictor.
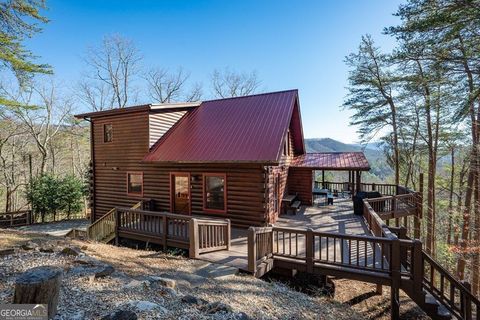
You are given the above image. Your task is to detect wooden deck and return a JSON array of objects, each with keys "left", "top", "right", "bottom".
[{"left": 199, "top": 198, "right": 370, "bottom": 271}]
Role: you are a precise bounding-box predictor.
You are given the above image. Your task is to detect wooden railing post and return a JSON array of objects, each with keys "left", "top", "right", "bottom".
[
  {"left": 461, "top": 281, "right": 472, "bottom": 319},
  {"left": 162, "top": 215, "right": 168, "bottom": 251},
  {"left": 412, "top": 240, "right": 423, "bottom": 296},
  {"left": 114, "top": 208, "right": 119, "bottom": 245},
  {"left": 306, "top": 228, "right": 314, "bottom": 273},
  {"left": 226, "top": 219, "right": 231, "bottom": 250},
  {"left": 389, "top": 237, "right": 401, "bottom": 320},
  {"left": 189, "top": 218, "right": 199, "bottom": 259},
  {"left": 248, "top": 227, "right": 257, "bottom": 275}
]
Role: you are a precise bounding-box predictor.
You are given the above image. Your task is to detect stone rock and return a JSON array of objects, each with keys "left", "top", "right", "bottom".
[
  {"left": 123, "top": 279, "right": 149, "bottom": 289},
  {"left": 149, "top": 276, "right": 176, "bottom": 289},
  {"left": 74, "top": 255, "right": 101, "bottom": 266},
  {"left": 181, "top": 294, "right": 207, "bottom": 305},
  {"left": 235, "top": 312, "right": 252, "bottom": 320},
  {"left": 126, "top": 300, "right": 166, "bottom": 313},
  {"left": 21, "top": 241, "right": 38, "bottom": 251},
  {"left": 101, "top": 310, "right": 137, "bottom": 320},
  {"left": 94, "top": 265, "right": 114, "bottom": 278},
  {"left": 39, "top": 245, "right": 54, "bottom": 253},
  {"left": 203, "top": 301, "right": 233, "bottom": 314},
  {"left": 158, "top": 287, "right": 177, "bottom": 298},
  {"left": 60, "top": 246, "right": 82, "bottom": 256},
  {"left": 0, "top": 248, "right": 15, "bottom": 256}
]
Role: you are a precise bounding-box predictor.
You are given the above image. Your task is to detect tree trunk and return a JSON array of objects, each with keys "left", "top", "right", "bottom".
[
  {"left": 447, "top": 147, "right": 455, "bottom": 245},
  {"left": 13, "top": 266, "right": 62, "bottom": 319}
]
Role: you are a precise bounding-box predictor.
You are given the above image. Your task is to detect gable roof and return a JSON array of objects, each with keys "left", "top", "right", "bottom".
[
  {"left": 143, "top": 90, "right": 304, "bottom": 163},
  {"left": 290, "top": 152, "right": 370, "bottom": 171}
]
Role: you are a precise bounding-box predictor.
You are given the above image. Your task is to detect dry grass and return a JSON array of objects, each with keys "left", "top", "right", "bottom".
[{"left": 0, "top": 229, "right": 366, "bottom": 320}]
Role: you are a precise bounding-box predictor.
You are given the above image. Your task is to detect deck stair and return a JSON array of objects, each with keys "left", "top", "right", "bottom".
[
  {"left": 248, "top": 191, "right": 479, "bottom": 320},
  {"left": 87, "top": 201, "right": 144, "bottom": 243}
]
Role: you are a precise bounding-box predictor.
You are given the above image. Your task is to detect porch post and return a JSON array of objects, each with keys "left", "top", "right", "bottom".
[
  {"left": 356, "top": 171, "right": 361, "bottom": 195},
  {"left": 322, "top": 170, "right": 325, "bottom": 188}
]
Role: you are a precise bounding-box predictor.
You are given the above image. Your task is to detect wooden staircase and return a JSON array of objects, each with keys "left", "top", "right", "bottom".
[
  {"left": 87, "top": 201, "right": 143, "bottom": 243},
  {"left": 247, "top": 192, "right": 479, "bottom": 320}
]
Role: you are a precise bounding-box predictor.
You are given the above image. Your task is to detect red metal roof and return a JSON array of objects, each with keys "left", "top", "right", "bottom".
[
  {"left": 290, "top": 152, "right": 370, "bottom": 171},
  {"left": 143, "top": 90, "right": 301, "bottom": 163}
]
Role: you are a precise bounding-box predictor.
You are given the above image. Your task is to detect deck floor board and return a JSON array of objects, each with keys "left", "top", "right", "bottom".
[{"left": 199, "top": 198, "right": 377, "bottom": 271}]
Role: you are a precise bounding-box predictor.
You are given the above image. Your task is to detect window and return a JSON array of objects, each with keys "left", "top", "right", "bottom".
[
  {"left": 127, "top": 172, "right": 143, "bottom": 196},
  {"left": 104, "top": 124, "right": 113, "bottom": 143},
  {"left": 203, "top": 173, "right": 226, "bottom": 212}
]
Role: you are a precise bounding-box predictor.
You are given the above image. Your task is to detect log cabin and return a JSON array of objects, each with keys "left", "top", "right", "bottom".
[{"left": 76, "top": 89, "right": 370, "bottom": 227}]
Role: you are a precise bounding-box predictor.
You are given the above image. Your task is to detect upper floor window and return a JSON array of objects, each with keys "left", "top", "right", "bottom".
[
  {"left": 104, "top": 124, "right": 113, "bottom": 143},
  {"left": 127, "top": 172, "right": 143, "bottom": 196},
  {"left": 203, "top": 173, "right": 226, "bottom": 212}
]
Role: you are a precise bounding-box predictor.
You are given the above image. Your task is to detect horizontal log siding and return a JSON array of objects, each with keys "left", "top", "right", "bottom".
[
  {"left": 92, "top": 111, "right": 268, "bottom": 228},
  {"left": 266, "top": 165, "right": 289, "bottom": 224},
  {"left": 287, "top": 167, "right": 313, "bottom": 205}
]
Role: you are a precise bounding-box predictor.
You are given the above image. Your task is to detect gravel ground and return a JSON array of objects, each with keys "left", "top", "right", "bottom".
[
  {"left": 0, "top": 229, "right": 365, "bottom": 320},
  {"left": 14, "top": 219, "right": 90, "bottom": 236}
]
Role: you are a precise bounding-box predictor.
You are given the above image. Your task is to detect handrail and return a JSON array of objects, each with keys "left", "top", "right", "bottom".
[
  {"left": 423, "top": 252, "right": 480, "bottom": 319},
  {"left": 87, "top": 201, "right": 143, "bottom": 242}
]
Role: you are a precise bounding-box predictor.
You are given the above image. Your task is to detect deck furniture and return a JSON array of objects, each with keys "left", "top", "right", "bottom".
[
  {"left": 312, "top": 188, "right": 329, "bottom": 205},
  {"left": 281, "top": 194, "right": 298, "bottom": 215},
  {"left": 290, "top": 200, "right": 301, "bottom": 214}
]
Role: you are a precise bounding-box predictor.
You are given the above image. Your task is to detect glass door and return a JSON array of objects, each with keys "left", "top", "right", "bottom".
[{"left": 171, "top": 173, "right": 190, "bottom": 215}]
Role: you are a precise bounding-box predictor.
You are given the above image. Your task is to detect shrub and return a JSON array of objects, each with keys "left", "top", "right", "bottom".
[{"left": 26, "top": 174, "right": 84, "bottom": 222}]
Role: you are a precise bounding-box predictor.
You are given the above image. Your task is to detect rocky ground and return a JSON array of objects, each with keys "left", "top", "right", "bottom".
[{"left": 0, "top": 229, "right": 365, "bottom": 320}]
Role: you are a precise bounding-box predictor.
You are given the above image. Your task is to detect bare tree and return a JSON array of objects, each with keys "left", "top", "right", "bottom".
[
  {"left": 82, "top": 35, "right": 142, "bottom": 109},
  {"left": 211, "top": 68, "right": 261, "bottom": 98},
  {"left": 77, "top": 80, "right": 114, "bottom": 112},
  {"left": 144, "top": 67, "right": 188, "bottom": 103},
  {"left": 13, "top": 78, "right": 73, "bottom": 174},
  {"left": 143, "top": 67, "right": 203, "bottom": 103},
  {"left": 184, "top": 82, "right": 203, "bottom": 102}
]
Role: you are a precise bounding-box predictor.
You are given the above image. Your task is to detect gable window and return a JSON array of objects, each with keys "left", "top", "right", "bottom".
[
  {"left": 127, "top": 172, "right": 143, "bottom": 196},
  {"left": 203, "top": 173, "right": 226, "bottom": 212},
  {"left": 104, "top": 124, "right": 113, "bottom": 143}
]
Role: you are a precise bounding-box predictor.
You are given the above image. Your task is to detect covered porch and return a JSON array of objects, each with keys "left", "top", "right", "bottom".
[{"left": 286, "top": 152, "right": 371, "bottom": 207}]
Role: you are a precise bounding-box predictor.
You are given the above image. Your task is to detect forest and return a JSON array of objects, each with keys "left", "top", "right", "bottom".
[
  {"left": 343, "top": 0, "right": 480, "bottom": 296},
  {"left": 0, "top": 0, "right": 479, "bottom": 299},
  {"left": 0, "top": 1, "right": 261, "bottom": 218}
]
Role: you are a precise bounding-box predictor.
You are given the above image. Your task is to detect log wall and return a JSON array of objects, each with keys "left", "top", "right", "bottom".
[
  {"left": 287, "top": 167, "right": 313, "bottom": 205},
  {"left": 92, "top": 111, "right": 268, "bottom": 227}
]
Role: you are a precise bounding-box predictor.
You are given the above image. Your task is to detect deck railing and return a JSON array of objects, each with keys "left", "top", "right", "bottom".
[
  {"left": 315, "top": 181, "right": 417, "bottom": 198},
  {"left": 114, "top": 207, "right": 231, "bottom": 258},
  {"left": 0, "top": 210, "right": 32, "bottom": 227},
  {"left": 249, "top": 185, "right": 478, "bottom": 319},
  {"left": 190, "top": 218, "right": 231, "bottom": 258},
  {"left": 87, "top": 200, "right": 146, "bottom": 243}
]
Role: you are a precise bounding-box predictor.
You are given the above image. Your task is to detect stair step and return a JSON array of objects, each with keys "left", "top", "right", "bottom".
[
  {"left": 424, "top": 292, "right": 440, "bottom": 307},
  {"left": 436, "top": 305, "right": 452, "bottom": 320}
]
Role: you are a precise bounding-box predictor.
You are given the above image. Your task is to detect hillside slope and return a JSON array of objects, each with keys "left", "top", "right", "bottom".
[{"left": 0, "top": 229, "right": 364, "bottom": 320}]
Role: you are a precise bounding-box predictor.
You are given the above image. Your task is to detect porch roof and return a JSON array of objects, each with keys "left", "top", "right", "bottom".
[{"left": 290, "top": 152, "right": 370, "bottom": 171}]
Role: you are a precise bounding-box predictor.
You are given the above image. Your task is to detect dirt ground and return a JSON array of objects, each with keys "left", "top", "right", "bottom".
[{"left": 1, "top": 229, "right": 365, "bottom": 320}]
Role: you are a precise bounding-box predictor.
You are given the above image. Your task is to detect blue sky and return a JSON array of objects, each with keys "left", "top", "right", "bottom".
[{"left": 26, "top": 0, "right": 402, "bottom": 143}]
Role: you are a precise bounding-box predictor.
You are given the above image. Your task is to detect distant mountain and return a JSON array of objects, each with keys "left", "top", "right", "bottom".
[
  {"left": 305, "top": 138, "right": 380, "bottom": 160},
  {"left": 304, "top": 138, "right": 393, "bottom": 180}
]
